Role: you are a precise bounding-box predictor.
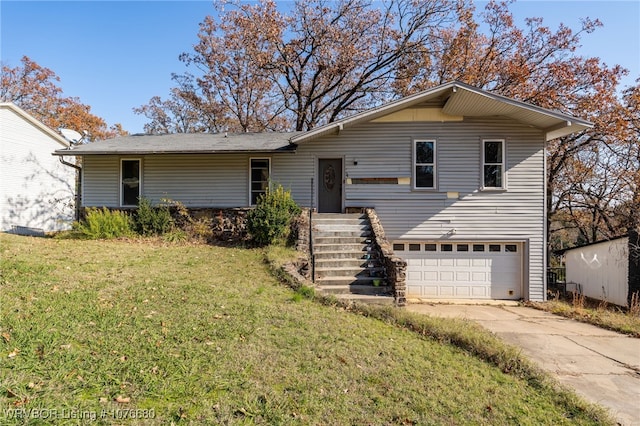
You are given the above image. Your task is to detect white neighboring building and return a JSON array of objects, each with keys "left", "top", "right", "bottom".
[
  {"left": 0, "top": 102, "right": 75, "bottom": 233},
  {"left": 564, "top": 236, "right": 632, "bottom": 307}
]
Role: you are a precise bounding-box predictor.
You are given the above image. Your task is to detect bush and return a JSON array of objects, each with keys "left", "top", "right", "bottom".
[
  {"left": 75, "top": 207, "right": 133, "bottom": 239},
  {"left": 247, "top": 183, "right": 301, "bottom": 246},
  {"left": 132, "top": 197, "right": 174, "bottom": 236}
]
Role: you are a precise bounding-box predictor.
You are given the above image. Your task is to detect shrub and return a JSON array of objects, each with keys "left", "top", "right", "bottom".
[
  {"left": 247, "top": 183, "right": 301, "bottom": 246},
  {"left": 132, "top": 197, "right": 174, "bottom": 236},
  {"left": 168, "top": 199, "right": 215, "bottom": 242},
  {"left": 75, "top": 207, "right": 133, "bottom": 239}
]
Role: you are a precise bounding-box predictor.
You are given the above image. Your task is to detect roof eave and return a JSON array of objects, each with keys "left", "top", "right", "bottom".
[{"left": 53, "top": 147, "right": 297, "bottom": 156}]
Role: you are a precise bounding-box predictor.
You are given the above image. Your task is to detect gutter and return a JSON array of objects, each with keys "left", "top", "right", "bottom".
[{"left": 59, "top": 156, "right": 81, "bottom": 171}]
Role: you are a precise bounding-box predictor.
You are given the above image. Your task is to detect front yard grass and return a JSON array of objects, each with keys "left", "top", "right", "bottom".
[
  {"left": 526, "top": 297, "right": 640, "bottom": 337},
  {"left": 1, "top": 234, "right": 612, "bottom": 424}
]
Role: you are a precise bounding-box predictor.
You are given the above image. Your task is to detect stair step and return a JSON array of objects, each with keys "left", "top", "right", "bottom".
[
  {"left": 312, "top": 230, "right": 372, "bottom": 237},
  {"left": 313, "top": 243, "right": 372, "bottom": 252},
  {"left": 315, "top": 276, "right": 387, "bottom": 286},
  {"left": 315, "top": 283, "right": 392, "bottom": 295},
  {"left": 316, "top": 267, "right": 385, "bottom": 278},
  {"left": 331, "top": 294, "right": 395, "bottom": 305},
  {"left": 313, "top": 236, "right": 372, "bottom": 245},
  {"left": 315, "top": 258, "right": 383, "bottom": 268},
  {"left": 313, "top": 250, "right": 371, "bottom": 260}
]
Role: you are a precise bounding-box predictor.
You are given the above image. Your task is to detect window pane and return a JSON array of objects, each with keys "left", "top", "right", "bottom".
[
  {"left": 489, "top": 244, "right": 501, "bottom": 252},
  {"left": 484, "top": 141, "right": 502, "bottom": 163},
  {"left": 473, "top": 244, "right": 485, "bottom": 252},
  {"left": 393, "top": 243, "right": 405, "bottom": 251},
  {"left": 251, "top": 182, "right": 267, "bottom": 191},
  {"left": 424, "top": 244, "right": 437, "bottom": 251},
  {"left": 250, "top": 159, "right": 270, "bottom": 205},
  {"left": 457, "top": 244, "right": 469, "bottom": 252},
  {"left": 505, "top": 244, "right": 518, "bottom": 252},
  {"left": 441, "top": 244, "right": 453, "bottom": 252},
  {"left": 251, "top": 168, "right": 268, "bottom": 182},
  {"left": 252, "top": 159, "right": 269, "bottom": 168},
  {"left": 484, "top": 165, "right": 502, "bottom": 187},
  {"left": 416, "top": 141, "right": 433, "bottom": 164},
  {"left": 409, "top": 243, "right": 421, "bottom": 251},
  {"left": 416, "top": 166, "right": 434, "bottom": 188},
  {"left": 122, "top": 160, "right": 140, "bottom": 206}
]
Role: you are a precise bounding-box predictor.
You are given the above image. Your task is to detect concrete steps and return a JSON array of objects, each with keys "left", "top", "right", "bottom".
[{"left": 311, "top": 213, "right": 392, "bottom": 301}]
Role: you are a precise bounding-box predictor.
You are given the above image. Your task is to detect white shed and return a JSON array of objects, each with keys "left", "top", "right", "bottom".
[
  {"left": 564, "top": 237, "right": 630, "bottom": 307},
  {"left": 0, "top": 103, "right": 75, "bottom": 233}
]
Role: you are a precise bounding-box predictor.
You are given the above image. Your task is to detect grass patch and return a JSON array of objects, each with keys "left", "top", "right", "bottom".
[
  {"left": 1, "top": 234, "right": 612, "bottom": 424},
  {"left": 526, "top": 298, "right": 640, "bottom": 337}
]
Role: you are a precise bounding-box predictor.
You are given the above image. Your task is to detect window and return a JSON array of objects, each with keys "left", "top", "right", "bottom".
[
  {"left": 482, "top": 140, "right": 505, "bottom": 189},
  {"left": 473, "top": 244, "right": 485, "bottom": 252},
  {"left": 456, "top": 244, "right": 469, "bottom": 252},
  {"left": 409, "top": 243, "right": 421, "bottom": 251},
  {"left": 441, "top": 244, "right": 453, "bottom": 252},
  {"left": 414, "top": 140, "right": 436, "bottom": 189},
  {"left": 121, "top": 159, "right": 141, "bottom": 206},
  {"left": 489, "top": 244, "right": 501, "bottom": 252},
  {"left": 424, "top": 244, "right": 437, "bottom": 252},
  {"left": 505, "top": 244, "right": 518, "bottom": 253},
  {"left": 393, "top": 243, "right": 405, "bottom": 251},
  {"left": 250, "top": 158, "right": 270, "bottom": 205}
]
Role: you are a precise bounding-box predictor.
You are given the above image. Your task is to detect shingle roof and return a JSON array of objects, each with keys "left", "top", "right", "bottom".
[{"left": 54, "top": 132, "right": 300, "bottom": 155}]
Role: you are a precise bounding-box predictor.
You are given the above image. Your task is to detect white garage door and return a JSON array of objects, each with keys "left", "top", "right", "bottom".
[{"left": 395, "top": 242, "right": 523, "bottom": 300}]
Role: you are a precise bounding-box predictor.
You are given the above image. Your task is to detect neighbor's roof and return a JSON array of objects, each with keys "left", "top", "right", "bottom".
[
  {"left": 291, "top": 81, "right": 594, "bottom": 144},
  {"left": 0, "top": 102, "right": 69, "bottom": 148},
  {"left": 53, "top": 131, "right": 300, "bottom": 156}
]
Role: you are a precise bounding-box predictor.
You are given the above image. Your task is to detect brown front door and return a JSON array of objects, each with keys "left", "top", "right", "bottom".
[{"left": 318, "top": 158, "right": 342, "bottom": 213}]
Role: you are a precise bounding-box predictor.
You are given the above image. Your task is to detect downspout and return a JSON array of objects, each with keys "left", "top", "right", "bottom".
[
  {"left": 543, "top": 140, "right": 549, "bottom": 302},
  {"left": 59, "top": 156, "right": 82, "bottom": 222}
]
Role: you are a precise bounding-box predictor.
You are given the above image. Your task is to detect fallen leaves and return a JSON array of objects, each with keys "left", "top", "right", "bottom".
[
  {"left": 8, "top": 348, "right": 20, "bottom": 358},
  {"left": 114, "top": 395, "right": 131, "bottom": 404}
]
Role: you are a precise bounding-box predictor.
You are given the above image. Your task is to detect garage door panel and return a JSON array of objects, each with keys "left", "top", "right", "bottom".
[
  {"left": 408, "top": 270, "right": 422, "bottom": 280},
  {"left": 456, "top": 258, "right": 471, "bottom": 267},
  {"left": 455, "top": 287, "right": 470, "bottom": 296},
  {"left": 401, "top": 241, "right": 522, "bottom": 300},
  {"left": 472, "top": 259, "right": 486, "bottom": 267},
  {"left": 456, "top": 271, "right": 470, "bottom": 281},
  {"left": 472, "top": 272, "right": 487, "bottom": 281},
  {"left": 440, "top": 271, "right": 454, "bottom": 281}
]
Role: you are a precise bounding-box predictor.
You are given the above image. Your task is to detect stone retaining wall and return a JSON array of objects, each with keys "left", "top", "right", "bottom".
[{"left": 365, "top": 208, "right": 407, "bottom": 306}]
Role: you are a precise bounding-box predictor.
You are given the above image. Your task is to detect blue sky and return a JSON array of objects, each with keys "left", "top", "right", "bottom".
[{"left": 1, "top": 1, "right": 638, "bottom": 134}]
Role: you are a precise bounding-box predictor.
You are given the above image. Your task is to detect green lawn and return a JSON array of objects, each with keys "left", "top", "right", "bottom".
[{"left": 0, "top": 234, "right": 611, "bottom": 424}]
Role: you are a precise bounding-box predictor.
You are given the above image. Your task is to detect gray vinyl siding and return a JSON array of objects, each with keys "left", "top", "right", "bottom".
[
  {"left": 144, "top": 154, "right": 247, "bottom": 207},
  {"left": 82, "top": 154, "right": 250, "bottom": 208},
  {"left": 82, "top": 156, "right": 119, "bottom": 207}
]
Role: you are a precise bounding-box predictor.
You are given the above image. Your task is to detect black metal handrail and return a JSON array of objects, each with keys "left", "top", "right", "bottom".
[{"left": 309, "top": 177, "right": 315, "bottom": 283}]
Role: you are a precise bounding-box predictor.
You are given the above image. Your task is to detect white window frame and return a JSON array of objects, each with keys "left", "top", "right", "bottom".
[
  {"left": 249, "top": 157, "right": 271, "bottom": 206},
  {"left": 413, "top": 139, "right": 437, "bottom": 190},
  {"left": 481, "top": 139, "right": 506, "bottom": 190},
  {"left": 120, "top": 158, "right": 142, "bottom": 207}
]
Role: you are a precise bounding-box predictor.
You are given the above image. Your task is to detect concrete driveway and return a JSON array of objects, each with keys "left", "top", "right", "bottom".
[{"left": 405, "top": 303, "right": 640, "bottom": 426}]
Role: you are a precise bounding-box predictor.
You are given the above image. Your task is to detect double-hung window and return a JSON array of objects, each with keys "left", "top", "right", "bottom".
[
  {"left": 250, "top": 158, "right": 270, "bottom": 205},
  {"left": 121, "top": 159, "right": 141, "bottom": 206},
  {"left": 482, "top": 139, "right": 505, "bottom": 189},
  {"left": 414, "top": 140, "right": 436, "bottom": 189}
]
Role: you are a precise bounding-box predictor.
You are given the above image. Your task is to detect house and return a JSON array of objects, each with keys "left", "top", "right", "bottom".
[
  {"left": 562, "top": 230, "right": 640, "bottom": 307},
  {"left": 1, "top": 102, "right": 75, "bottom": 233},
  {"left": 53, "top": 81, "right": 592, "bottom": 301}
]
